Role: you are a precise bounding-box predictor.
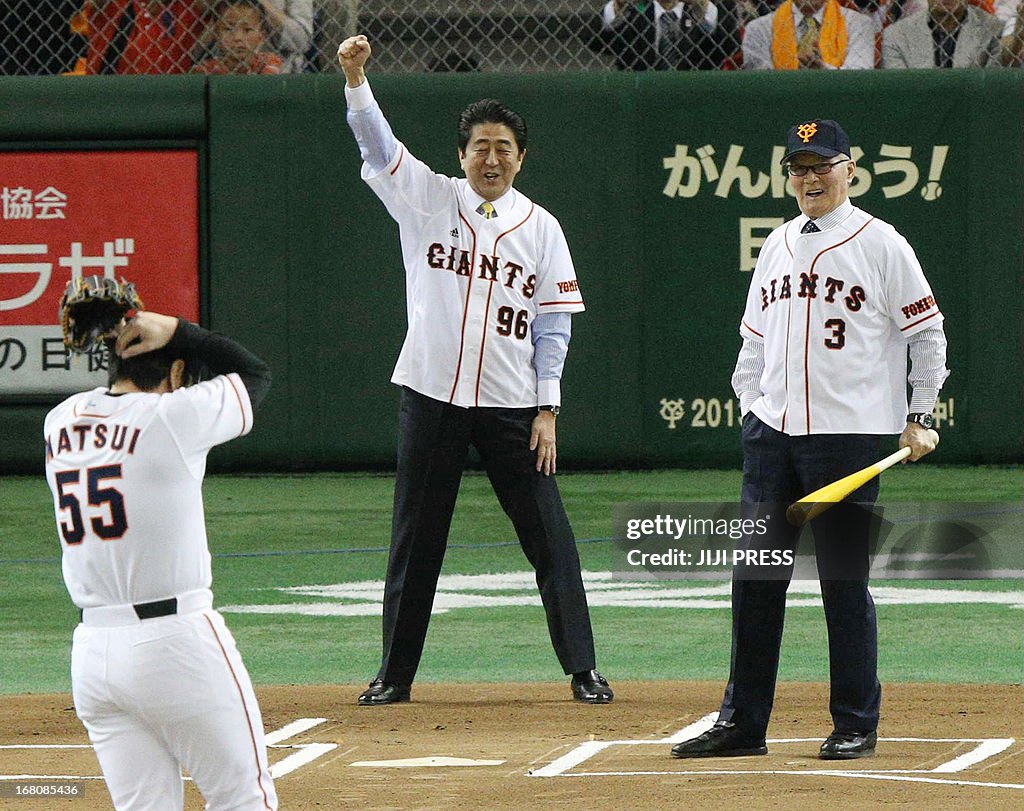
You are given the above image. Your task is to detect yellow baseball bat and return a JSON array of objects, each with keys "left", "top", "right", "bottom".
[{"left": 785, "top": 429, "right": 939, "bottom": 527}]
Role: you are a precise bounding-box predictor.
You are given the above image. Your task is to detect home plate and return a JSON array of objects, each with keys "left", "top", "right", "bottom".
[{"left": 351, "top": 757, "right": 505, "bottom": 768}]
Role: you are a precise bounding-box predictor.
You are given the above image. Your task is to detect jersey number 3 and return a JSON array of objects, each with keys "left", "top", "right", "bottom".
[
  {"left": 54, "top": 465, "right": 128, "bottom": 545},
  {"left": 824, "top": 318, "right": 846, "bottom": 350}
]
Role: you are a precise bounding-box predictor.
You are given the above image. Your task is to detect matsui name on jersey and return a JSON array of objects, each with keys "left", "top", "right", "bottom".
[
  {"left": 46, "top": 423, "right": 141, "bottom": 461},
  {"left": 760, "top": 272, "right": 866, "bottom": 313},
  {"left": 426, "top": 243, "right": 536, "bottom": 298}
]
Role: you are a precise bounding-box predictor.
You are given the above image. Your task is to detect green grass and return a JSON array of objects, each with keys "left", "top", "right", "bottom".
[{"left": 1, "top": 468, "right": 1020, "bottom": 694}]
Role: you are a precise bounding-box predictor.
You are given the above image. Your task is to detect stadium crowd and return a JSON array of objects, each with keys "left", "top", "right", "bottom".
[{"left": 1, "top": 0, "right": 1022, "bottom": 74}]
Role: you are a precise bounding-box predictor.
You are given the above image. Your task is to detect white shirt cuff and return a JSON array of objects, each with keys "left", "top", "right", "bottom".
[
  {"left": 908, "top": 389, "right": 939, "bottom": 415},
  {"left": 345, "top": 79, "right": 375, "bottom": 111},
  {"left": 538, "top": 379, "right": 561, "bottom": 408},
  {"left": 739, "top": 390, "right": 761, "bottom": 415}
]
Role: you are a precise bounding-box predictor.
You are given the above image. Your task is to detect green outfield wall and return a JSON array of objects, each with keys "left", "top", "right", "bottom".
[{"left": 1, "top": 71, "right": 1022, "bottom": 471}]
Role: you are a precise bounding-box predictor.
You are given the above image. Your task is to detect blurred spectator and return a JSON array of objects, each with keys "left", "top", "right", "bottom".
[
  {"left": 0, "top": 1, "right": 85, "bottom": 75},
  {"left": 591, "top": 0, "right": 724, "bottom": 70},
  {"left": 249, "top": 0, "right": 313, "bottom": 72},
  {"left": 843, "top": 0, "right": 891, "bottom": 66},
  {"left": 716, "top": 0, "right": 760, "bottom": 62},
  {"left": 881, "top": 0, "right": 1002, "bottom": 66},
  {"left": 714, "top": 0, "right": 768, "bottom": 68},
  {"left": 997, "top": 0, "right": 1024, "bottom": 63},
  {"left": 86, "top": 1, "right": 205, "bottom": 74},
  {"left": 993, "top": 0, "right": 1020, "bottom": 29},
  {"left": 884, "top": 0, "right": 995, "bottom": 22},
  {"left": 193, "top": 0, "right": 283, "bottom": 73},
  {"left": 742, "top": 0, "right": 875, "bottom": 68},
  {"left": 844, "top": 0, "right": 995, "bottom": 64},
  {"left": 848, "top": 0, "right": 893, "bottom": 28}
]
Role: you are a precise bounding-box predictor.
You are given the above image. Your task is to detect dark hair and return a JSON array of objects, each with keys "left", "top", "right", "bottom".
[
  {"left": 215, "top": 0, "right": 269, "bottom": 33},
  {"left": 457, "top": 99, "right": 527, "bottom": 154},
  {"left": 105, "top": 337, "right": 181, "bottom": 391}
]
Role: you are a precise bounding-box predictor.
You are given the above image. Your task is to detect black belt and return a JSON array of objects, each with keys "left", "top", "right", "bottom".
[
  {"left": 78, "top": 597, "right": 179, "bottom": 622},
  {"left": 134, "top": 598, "right": 178, "bottom": 619}
]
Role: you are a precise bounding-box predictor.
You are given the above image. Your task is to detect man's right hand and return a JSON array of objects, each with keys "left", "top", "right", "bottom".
[
  {"left": 116, "top": 312, "right": 179, "bottom": 358},
  {"left": 338, "top": 35, "right": 371, "bottom": 87}
]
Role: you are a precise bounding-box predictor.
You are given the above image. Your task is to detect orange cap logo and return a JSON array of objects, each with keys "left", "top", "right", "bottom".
[{"left": 796, "top": 122, "right": 818, "bottom": 143}]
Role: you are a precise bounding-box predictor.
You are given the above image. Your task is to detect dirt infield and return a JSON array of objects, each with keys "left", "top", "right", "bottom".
[{"left": 2, "top": 681, "right": 1021, "bottom": 810}]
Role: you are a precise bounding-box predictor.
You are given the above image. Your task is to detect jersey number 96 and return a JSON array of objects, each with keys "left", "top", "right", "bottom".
[{"left": 496, "top": 306, "right": 529, "bottom": 340}]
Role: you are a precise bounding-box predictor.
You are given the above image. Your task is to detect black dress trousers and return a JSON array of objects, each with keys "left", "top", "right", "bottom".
[
  {"left": 376, "top": 387, "right": 597, "bottom": 686},
  {"left": 718, "top": 414, "right": 883, "bottom": 737}
]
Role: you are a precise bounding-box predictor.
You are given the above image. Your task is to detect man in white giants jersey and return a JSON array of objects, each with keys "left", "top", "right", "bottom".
[
  {"left": 44, "top": 311, "right": 277, "bottom": 810},
  {"left": 337, "top": 35, "right": 612, "bottom": 706},
  {"left": 672, "top": 119, "right": 948, "bottom": 761}
]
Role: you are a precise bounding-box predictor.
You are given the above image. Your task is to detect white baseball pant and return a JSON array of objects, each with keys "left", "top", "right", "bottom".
[{"left": 71, "top": 592, "right": 277, "bottom": 810}]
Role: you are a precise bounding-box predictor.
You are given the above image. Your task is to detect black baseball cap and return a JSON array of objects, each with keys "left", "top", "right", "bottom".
[{"left": 781, "top": 119, "right": 852, "bottom": 164}]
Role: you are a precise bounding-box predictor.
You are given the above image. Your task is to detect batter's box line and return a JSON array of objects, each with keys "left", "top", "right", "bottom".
[
  {"left": 0, "top": 717, "right": 336, "bottom": 782},
  {"left": 530, "top": 712, "right": 1021, "bottom": 789},
  {"left": 564, "top": 769, "right": 1024, "bottom": 791}
]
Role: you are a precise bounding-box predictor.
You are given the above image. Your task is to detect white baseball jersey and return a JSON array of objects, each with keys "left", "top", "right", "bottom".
[
  {"left": 45, "top": 373, "right": 276, "bottom": 810},
  {"left": 364, "top": 144, "right": 585, "bottom": 408},
  {"left": 739, "top": 203, "right": 943, "bottom": 435},
  {"left": 44, "top": 374, "right": 253, "bottom": 608}
]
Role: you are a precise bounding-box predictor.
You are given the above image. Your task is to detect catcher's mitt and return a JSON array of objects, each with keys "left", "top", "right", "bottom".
[{"left": 59, "top": 275, "right": 144, "bottom": 355}]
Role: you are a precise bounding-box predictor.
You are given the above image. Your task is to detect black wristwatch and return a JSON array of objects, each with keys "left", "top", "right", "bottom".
[
  {"left": 906, "top": 412, "right": 934, "bottom": 429},
  {"left": 539, "top": 405, "right": 560, "bottom": 417}
]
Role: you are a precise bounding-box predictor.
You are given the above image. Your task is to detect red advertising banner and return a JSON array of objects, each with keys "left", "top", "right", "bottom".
[{"left": 0, "top": 149, "right": 199, "bottom": 395}]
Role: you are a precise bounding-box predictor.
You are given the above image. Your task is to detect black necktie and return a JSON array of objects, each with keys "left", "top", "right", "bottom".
[{"left": 801, "top": 220, "right": 820, "bottom": 234}]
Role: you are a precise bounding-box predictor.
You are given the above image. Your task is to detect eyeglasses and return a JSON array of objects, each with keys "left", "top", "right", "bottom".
[{"left": 786, "top": 159, "right": 849, "bottom": 177}]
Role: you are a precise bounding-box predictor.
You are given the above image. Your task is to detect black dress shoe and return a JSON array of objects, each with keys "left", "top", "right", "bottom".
[
  {"left": 819, "top": 730, "right": 877, "bottom": 760},
  {"left": 571, "top": 670, "right": 614, "bottom": 704},
  {"left": 670, "top": 720, "right": 767, "bottom": 758},
  {"left": 357, "top": 679, "right": 411, "bottom": 706}
]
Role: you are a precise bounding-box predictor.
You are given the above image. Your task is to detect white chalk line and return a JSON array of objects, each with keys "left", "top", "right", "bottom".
[
  {"left": 666, "top": 711, "right": 719, "bottom": 743},
  {"left": 0, "top": 775, "right": 105, "bottom": 781},
  {"left": 266, "top": 718, "right": 337, "bottom": 779},
  {"left": 220, "top": 573, "right": 1024, "bottom": 617},
  {"left": 265, "top": 717, "right": 328, "bottom": 745},
  {"left": 561, "top": 770, "right": 1024, "bottom": 790},
  {"left": 0, "top": 717, "right": 336, "bottom": 782},
  {"left": 270, "top": 743, "right": 337, "bottom": 779},
  {"left": 529, "top": 742, "right": 612, "bottom": 778},
  {"left": 532, "top": 713, "right": 719, "bottom": 777},
  {"left": 531, "top": 721, "right": 1022, "bottom": 789},
  {"left": 932, "top": 738, "right": 1016, "bottom": 772}
]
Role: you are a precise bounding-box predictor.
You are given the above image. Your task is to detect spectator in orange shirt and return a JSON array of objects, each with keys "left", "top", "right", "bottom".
[
  {"left": 86, "top": 1, "right": 205, "bottom": 74},
  {"left": 193, "top": 0, "right": 283, "bottom": 73}
]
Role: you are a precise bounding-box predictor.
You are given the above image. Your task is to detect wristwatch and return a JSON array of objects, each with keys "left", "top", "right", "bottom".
[
  {"left": 906, "top": 412, "right": 935, "bottom": 429},
  {"left": 539, "top": 405, "right": 560, "bottom": 417}
]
